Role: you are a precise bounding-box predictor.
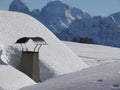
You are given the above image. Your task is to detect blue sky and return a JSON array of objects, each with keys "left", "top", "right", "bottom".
[{"left": 0, "top": 0, "right": 120, "bottom": 16}]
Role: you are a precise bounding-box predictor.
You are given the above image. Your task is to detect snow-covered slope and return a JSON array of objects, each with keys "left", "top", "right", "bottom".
[
  {"left": 0, "top": 43, "right": 36, "bottom": 90},
  {"left": 20, "top": 61, "right": 120, "bottom": 90},
  {"left": 70, "top": 7, "right": 91, "bottom": 19},
  {"left": 0, "top": 62, "right": 35, "bottom": 90},
  {"left": 0, "top": 11, "right": 88, "bottom": 83},
  {"left": 64, "top": 41, "right": 120, "bottom": 66},
  {"left": 111, "top": 12, "right": 120, "bottom": 24}
]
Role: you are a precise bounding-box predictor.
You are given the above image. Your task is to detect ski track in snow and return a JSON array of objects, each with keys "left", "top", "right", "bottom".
[{"left": 64, "top": 41, "right": 120, "bottom": 66}]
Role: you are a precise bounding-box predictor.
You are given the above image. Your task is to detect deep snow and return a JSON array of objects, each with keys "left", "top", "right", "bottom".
[
  {"left": 64, "top": 41, "right": 120, "bottom": 66},
  {"left": 0, "top": 43, "right": 36, "bottom": 90},
  {"left": 1, "top": 10, "right": 120, "bottom": 90},
  {"left": 0, "top": 11, "right": 88, "bottom": 89},
  {"left": 20, "top": 61, "right": 120, "bottom": 90},
  {"left": 0, "top": 63, "right": 36, "bottom": 90},
  {"left": 20, "top": 42, "right": 120, "bottom": 90}
]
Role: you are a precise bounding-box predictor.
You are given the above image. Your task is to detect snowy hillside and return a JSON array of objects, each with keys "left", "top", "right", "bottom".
[
  {"left": 64, "top": 41, "right": 120, "bottom": 66},
  {"left": 0, "top": 11, "right": 88, "bottom": 89},
  {"left": 20, "top": 61, "right": 120, "bottom": 90}
]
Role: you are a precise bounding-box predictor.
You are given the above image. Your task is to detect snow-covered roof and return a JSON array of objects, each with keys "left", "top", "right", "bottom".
[{"left": 0, "top": 11, "right": 88, "bottom": 89}]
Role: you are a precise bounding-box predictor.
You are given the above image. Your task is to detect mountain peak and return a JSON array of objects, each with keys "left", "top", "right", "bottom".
[
  {"left": 9, "top": 0, "right": 29, "bottom": 14},
  {"left": 70, "top": 7, "right": 91, "bottom": 19},
  {"left": 43, "top": 0, "right": 70, "bottom": 13},
  {"left": 47, "top": 0, "right": 68, "bottom": 7},
  {"left": 40, "top": 0, "right": 74, "bottom": 33},
  {"left": 110, "top": 12, "right": 120, "bottom": 24}
]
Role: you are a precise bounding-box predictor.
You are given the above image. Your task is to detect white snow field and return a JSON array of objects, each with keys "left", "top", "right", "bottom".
[
  {"left": 20, "top": 61, "right": 120, "bottom": 90},
  {"left": 0, "top": 11, "right": 88, "bottom": 89},
  {"left": 20, "top": 42, "right": 120, "bottom": 90},
  {"left": 64, "top": 41, "right": 120, "bottom": 66}
]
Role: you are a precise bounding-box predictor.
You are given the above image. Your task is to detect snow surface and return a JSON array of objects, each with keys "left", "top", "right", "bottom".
[
  {"left": 0, "top": 63, "right": 36, "bottom": 90},
  {"left": 20, "top": 41, "right": 120, "bottom": 90},
  {"left": 20, "top": 61, "right": 120, "bottom": 90},
  {"left": 0, "top": 10, "right": 88, "bottom": 89},
  {"left": 0, "top": 42, "right": 36, "bottom": 90},
  {"left": 64, "top": 41, "right": 120, "bottom": 66}
]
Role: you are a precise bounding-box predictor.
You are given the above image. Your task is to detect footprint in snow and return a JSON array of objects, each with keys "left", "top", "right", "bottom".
[{"left": 111, "top": 84, "right": 120, "bottom": 90}]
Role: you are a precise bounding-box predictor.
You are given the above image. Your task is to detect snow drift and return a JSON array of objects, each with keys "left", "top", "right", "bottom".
[
  {"left": 0, "top": 40, "right": 36, "bottom": 90},
  {"left": 0, "top": 62, "right": 35, "bottom": 90},
  {"left": 0, "top": 10, "right": 88, "bottom": 83},
  {"left": 20, "top": 61, "right": 120, "bottom": 90}
]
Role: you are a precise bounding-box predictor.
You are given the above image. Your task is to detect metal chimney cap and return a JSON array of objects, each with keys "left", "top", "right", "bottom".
[
  {"left": 16, "top": 37, "right": 46, "bottom": 45},
  {"left": 16, "top": 37, "right": 29, "bottom": 44}
]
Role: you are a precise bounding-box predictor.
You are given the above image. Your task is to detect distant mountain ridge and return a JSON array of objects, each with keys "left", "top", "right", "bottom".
[
  {"left": 9, "top": 0, "right": 120, "bottom": 47},
  {"left": 9, "top": 0, "right": 90, "bottom": 33}
]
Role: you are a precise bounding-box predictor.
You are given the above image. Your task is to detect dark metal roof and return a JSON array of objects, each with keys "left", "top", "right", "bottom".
[
  {"left": 31, "top": 37, "right": 46, "bottom": 45},
  {"left": 16, "top": 37, "right": 29, "bottom": 43},
  {"left": 16, "top": 37, "right": 46, "bottom": 45}
]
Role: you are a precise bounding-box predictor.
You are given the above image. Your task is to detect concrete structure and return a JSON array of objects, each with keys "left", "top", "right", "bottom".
[
  {"left": 20, "top": 51, "right": 40, "bottom": 82},
  {"left": 16, "top": 37, "right": 46, "bottom": 82}
]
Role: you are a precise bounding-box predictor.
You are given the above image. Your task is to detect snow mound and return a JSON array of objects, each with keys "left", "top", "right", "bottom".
[
  {"left": 0, "top": 43, "right": 36, "bottom": 90},
  {"left": 20, "top": 61, "right": 120, "bottom": 90},
  {"left": 0, "top": 63, "right": 35, "bottom": 90},
  {"left": 0, "top": 11, "right": 88, "bottom": 82}
]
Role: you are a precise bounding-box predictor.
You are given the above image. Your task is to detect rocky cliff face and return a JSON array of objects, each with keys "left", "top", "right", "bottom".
[{"left": 9, "top": 0, "right": 30, "bottom": 14}]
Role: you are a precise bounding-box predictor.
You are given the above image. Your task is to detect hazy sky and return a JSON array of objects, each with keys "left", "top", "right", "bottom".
[{"left": 0, "top": 0, "right": 120, "bottom": 16}]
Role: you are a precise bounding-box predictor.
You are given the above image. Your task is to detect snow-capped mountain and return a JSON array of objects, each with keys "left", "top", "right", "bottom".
[
  {"left": 9, "top": 0, "right": 120, "bottom": 47},
  {"left": 70, "top": 7, "right": 91, "bottom": 19},
  {"left": 39, "top": 1, "right": 74, "bottom": 33},
  {"left": 110, "top": 12, "right": 120, "bottom": 24},
  {"left": 9, "top": 0, "right": 91, "bottom": 34},
  {"left": 63, "top": 16, "right": 120, "bottom": 47},
  {"left": 39, "top": 1, "right": 91, "bottom": 34}
]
